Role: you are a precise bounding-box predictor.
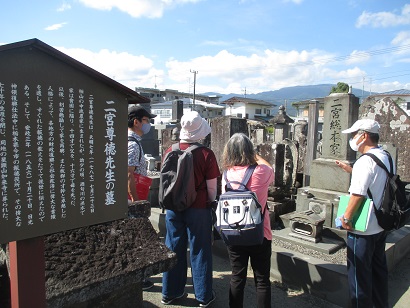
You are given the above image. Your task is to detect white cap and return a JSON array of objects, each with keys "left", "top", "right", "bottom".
[
  {"left": 179, "top": 111, "right": 211, "bottom": 142},
  {"left": 341, "top": 119, "right": 380, "bottom": 134}
]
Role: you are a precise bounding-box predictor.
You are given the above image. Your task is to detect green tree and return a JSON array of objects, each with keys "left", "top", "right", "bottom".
[{"left": 330, "top": 82, "right": 349, "bottom": 94}]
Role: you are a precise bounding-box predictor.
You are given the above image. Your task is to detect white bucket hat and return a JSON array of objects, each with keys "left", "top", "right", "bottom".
[
  {"left": 179, "top": 111, "right": 211, "bottom": 142},
  {"left": 341, "top": 119, "right": 380, "bottom": 134}
]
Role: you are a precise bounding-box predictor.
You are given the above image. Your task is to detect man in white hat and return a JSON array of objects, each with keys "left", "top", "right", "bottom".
[
  {"left": 161, "top": 111, "right": 219, "bottom": 307},
  {"left": 336, "top": 118, "right": 390, "bottom": 307}
]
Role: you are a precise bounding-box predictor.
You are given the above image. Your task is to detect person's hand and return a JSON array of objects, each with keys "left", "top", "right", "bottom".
[
  {"left": 335, "top": 160, "right": 352, "bottom": 173},
  {"left": 340, "top": 216, "right": 353, "bottom": 231}
]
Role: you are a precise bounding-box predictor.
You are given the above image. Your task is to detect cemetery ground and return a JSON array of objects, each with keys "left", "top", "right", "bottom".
[
  {"left": 0, "top": 213, "right": 409, "bottom": 307},
  {"left": 142, "top": 237, "right": 410, "bottom": 308}
]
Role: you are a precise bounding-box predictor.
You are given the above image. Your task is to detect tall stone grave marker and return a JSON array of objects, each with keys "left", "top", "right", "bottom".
[
  {"left": 309, "top": 93, "right": 359, "bottom": 192},
  {"left": 296, "top": 93, "right": 359, "bottom": 226}
]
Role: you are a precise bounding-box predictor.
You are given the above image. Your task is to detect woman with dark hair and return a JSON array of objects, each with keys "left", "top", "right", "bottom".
[{"left": 221, "top": 133, "right": 274, "bottom": 308}]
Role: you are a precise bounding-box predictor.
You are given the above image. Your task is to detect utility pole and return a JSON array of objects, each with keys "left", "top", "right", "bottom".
[
  {"left": 362, "top": 76, "right": 365, "bottom": 103},
  {"left": 190, "top": 70, "right": 198, "bottom": 111}
]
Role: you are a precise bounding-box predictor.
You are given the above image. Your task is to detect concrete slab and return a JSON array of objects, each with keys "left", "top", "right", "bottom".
[
  {"left": 273, "top": 228, "right": 345, "bottom": 254},
  {"left": 271, "top": 245, "right": 349, "bottom": 307}
]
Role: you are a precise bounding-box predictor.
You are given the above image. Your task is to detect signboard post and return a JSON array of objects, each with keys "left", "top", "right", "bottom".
[{"left": 9, "top": 237, "right": 46, "bottom": 308}]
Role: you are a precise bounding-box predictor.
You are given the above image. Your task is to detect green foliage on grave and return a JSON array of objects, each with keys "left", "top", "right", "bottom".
[
  {"left": 330, "top": 82, "right": 349, "bottom": 94},
  {"left": 265, "top": 126, "right": 274, "bottom": 134}
]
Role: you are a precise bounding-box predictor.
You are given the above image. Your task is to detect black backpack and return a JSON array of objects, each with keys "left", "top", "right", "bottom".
[
  {"left": 364, "top": 151, "right": 410, "bottom": 231},
  {"left": 159, "top": 143, "right": 203, "bottom": 212}
]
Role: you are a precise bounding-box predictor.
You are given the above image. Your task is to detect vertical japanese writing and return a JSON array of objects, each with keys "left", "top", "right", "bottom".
[
  {"left": 104, "top": 104, "right": 116, "bottom": 205},
  {"left": 88, "top": 95, "right": 95, "bottom": 213},
  {"left": 48, "top": 86, "right": 56, "bottom": 220},
  {"left": 329, "top": 102, "right": 342, "bottom": 156},
  {"left": 78, "top": 89, "right": 86, "bottom": 215},
  {"left": 24, "top": 85, "right": 33, "bottom": 225},
  {"left": 11, "top": 83, "right": 22, "bottom": 227},
  {"left": 0, "top": 82, "right": 8, "bottom": 221},
  {"left": 37, "top": 85, "right": 45, "bottom": 222},
  {"left": 58, "top": 87, "right": 66, "bottom": 218},
  {"left": 68, "top": 88, "right": 76, "bottom": 208}
]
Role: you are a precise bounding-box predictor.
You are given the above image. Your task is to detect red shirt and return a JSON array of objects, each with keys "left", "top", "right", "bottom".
[{"left": 163, "top": 142, "right": 220, "bottom": 209}]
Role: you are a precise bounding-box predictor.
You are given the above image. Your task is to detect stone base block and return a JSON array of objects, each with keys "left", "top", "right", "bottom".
[{"left": 310, "top": 158, "right": 352, "bottom": 192}]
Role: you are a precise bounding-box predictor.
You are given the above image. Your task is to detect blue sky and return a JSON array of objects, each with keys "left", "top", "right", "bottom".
[{"left": 1, "top": 0, "right": 410, "bottom": 95}]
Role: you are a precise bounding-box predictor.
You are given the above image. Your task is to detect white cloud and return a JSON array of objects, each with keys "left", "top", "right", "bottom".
[
  {"left": 44, "top": 22, "right": 68, "bottom": 31},
  {"left": 57, "top": 3, "right": 72, "bottom": 12},
  {"left": 201, "top": 40, "right": 231, "bottom": 47},
  {"left": 345, "top": 50, "right": 371, "bottom": 65},
  {"left": 52, "top": 44, "right": 410, "bottom": 95},
  {"left": 391, "top": 31, "right": 410, "bottom": 54},
  {"left": 371, "top": 81, "right": 410, "bottom": 93},
  {"left": 78, "top": 0, "right": 202, "bottom": 18},
  {"left": 164, "top": 48, "right": 355, "bottom": 93},
  {"left": 283, "top": 0, "right": 304, "bottom": 4},
  {"left": 56, "top": 46, "right": 160, "bottom": 89},
  {"left": 356, "top": 4, "right": 410, "bottom": 28}
]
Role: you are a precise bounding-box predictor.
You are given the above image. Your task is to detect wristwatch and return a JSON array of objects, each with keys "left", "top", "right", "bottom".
[{"left": 343, "top": 216, "right": 352, "bottom": 224}]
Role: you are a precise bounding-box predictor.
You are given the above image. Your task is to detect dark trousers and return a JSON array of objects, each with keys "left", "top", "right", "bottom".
[
  {"left": 347, "top": 231, "right": 388, "bottom": 308},
  {"left": 227, "top": 238, "right": 271, "bottom": 308}
]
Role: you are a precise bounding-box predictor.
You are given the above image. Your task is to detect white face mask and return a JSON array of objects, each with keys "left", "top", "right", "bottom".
[{"left": 349, "top": 133, "right": 364, "bottom": 152}]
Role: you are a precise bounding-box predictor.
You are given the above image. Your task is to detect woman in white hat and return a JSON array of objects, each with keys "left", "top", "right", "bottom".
[{"left": 161, "top": 111, "right": 219, "bottom": 307}]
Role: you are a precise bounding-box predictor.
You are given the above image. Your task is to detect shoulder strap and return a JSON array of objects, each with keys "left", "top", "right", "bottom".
[
  {"left": 363, "top": 152, "right": 393, "bottom": 205},
  {"left": 362, "top": 152, "right": 393, "bottom": 177},
  {"left": 172, "top": 142, "right": 203, "bottom": 153},
  {"left": 171, "top": 142, "right": 180, "bottom": 151},
  {"left": 224, "top": 164, "right": 257, "bottom": 191},
  {"left": 185, "top": 142, "right": 203, "bottom": 153},
  {"left": 128, "top": 136, "right": 142, "bottom": 163},
  {"left": 242, "top": 164, "right": 257, "bottom": 186}
]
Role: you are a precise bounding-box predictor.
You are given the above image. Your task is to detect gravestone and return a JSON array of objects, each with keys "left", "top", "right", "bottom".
[
  {"left": 269, "top": 105, "right": 294, "bottom": 142},
  {"left": 309, "top": 93, "right": 359, "bottom": 192},
  {"left": 292, "top": 120, "right": 308, "bottom": 174},
  {"left": 360, "top": 96, "right": 410, "bottom": 182},
  {"left": 210, "top": 116, "right": 248, "bottom": 171},
  {"left": 295, "top": 93, "right": 360, "bottom": 227}
]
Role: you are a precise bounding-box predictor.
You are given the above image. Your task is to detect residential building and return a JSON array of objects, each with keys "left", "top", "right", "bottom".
[
  {"left": 135, "top": 87, "right": 221, "bottom": 105},
  {"left": 291, "top": 98, "right": 325, "bottom": 123},
  {"left": 151, "top": 98, "right": 225, "bottom": 124},
  {"left": 220, "top": 96, "right": 276, "bottom": 121}
]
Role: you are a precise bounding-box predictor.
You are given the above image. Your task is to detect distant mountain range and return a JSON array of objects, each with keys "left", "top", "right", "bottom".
[{"left": 203, "top": 84, "right": 373, "bottom": 117}]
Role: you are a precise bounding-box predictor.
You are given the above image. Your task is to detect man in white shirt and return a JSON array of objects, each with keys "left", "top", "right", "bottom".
[{"left": 336, "top": 119, "right": 389, "bottom": 308}]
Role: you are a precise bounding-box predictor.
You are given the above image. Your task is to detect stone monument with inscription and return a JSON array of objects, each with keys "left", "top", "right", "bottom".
[
  {"left": 295, "top": 92, "right": 360, "bottom": 227},
  {"left": 0, "top": 38, "right": 149, "bottom": 243}
]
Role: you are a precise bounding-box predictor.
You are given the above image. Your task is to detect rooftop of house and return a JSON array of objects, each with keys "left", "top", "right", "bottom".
[
  {"left": 221, "top": 96, "right": 276, "bottom": 107},
  {"left": 372, "top": 89, "right": 410, "bottom": 96}
]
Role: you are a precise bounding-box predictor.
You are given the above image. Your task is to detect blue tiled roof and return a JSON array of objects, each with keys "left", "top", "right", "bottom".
[{"left": 377, "top": 89, "right": 410, "bottom": 95}]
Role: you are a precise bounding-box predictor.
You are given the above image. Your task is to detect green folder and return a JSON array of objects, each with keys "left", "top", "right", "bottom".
[{"left": 337, "top": 195, "right": 373, "bottom": 232}]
